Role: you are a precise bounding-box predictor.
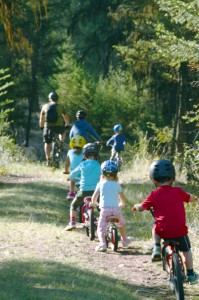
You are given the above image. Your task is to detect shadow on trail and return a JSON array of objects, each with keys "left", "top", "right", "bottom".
[
  {"left": 0, "top": 259, "right": 172, "bottom": 300},
  {"left": 0, "top": 181, "right": 68, "bottom": 225}
]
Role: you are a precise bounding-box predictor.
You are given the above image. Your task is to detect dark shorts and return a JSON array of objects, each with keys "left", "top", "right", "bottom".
[
  {"left": 163, "top": 235, "right": 191, "bottom": 252},
  {"left": 43, "top": 126, "right": 65, "bottom": 144},
  {"left": 70, "top": 190, "right": 94, "bottom": 211}
]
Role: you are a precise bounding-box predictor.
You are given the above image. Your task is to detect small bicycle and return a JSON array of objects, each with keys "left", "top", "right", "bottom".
[
  {"left": 81, "top": 197, "right": 98, "bottom": 241},
  {"left": 132, "top": 206, "right": 185, "bottom": 300},
  {"left": 162, "top": 239, "right": 185, "bottom": 300},
  {"left": 107, "top": 145, "right": 123, "bottom": 171},
  {"left": 114, "top": 152, "right": 123, "bottom": 171},
  {"left": 105, "top": 215, "right": 120, "bottom": 252}
]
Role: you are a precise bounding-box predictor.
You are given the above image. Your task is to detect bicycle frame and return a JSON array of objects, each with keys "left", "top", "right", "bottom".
[
  {"left": 106, "top": 216, "right": 120, "bottom": 252},
  {"left": 50, "top": 132, "right": 62, "bottom": 168},
  {"left": 81, "top": 197, "right": 98, "bottom": 241}
]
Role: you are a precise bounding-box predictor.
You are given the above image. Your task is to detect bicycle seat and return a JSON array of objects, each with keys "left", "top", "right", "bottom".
[
  {"left": 162, "top": 239, "right": 180, "bottom": 246},
  {"left": 106, "top": 215, "right": 120, "bottom": 223},
  {"left": 84, "top": 197, "right": 92, "bottom": 201}
]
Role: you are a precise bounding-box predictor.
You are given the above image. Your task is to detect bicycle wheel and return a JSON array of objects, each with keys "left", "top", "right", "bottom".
[
  {"left": 171, "top": 253, "right": 184, "bottom": 300},
  {"left": 110, "top": 226, "right": 118, "bottom": 252},
  {"left": 78, "top": 203, "right": 84, "bottom": 223},
  {"left": 51, "top": 142, "right": 60, "bottom": 168},
  {"left": 88, "top": 209, "right": 95, "bottom": 241}
]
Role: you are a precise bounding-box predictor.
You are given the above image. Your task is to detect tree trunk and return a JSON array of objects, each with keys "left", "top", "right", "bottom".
[
  {"left": 24, "top": 47, "right": 39, "bottom": 147},
  {"left": 174, "top": 62, "right": 192, "bottom": 159}
]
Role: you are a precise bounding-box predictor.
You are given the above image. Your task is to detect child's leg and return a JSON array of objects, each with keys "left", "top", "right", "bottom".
[
  {"left": 65, "top": 156, "right": 70, "bottom": 173},
  {"left": 120, "top": 152, "right": 125, "bottom": 164},
  {"left": 183, "top": 249, "right": 193, "bottom": 270},
  {"left": 110, "top": 150, "right": 116, "bottom": 161},
  {"left": 151, "top": 228, "right": 161, "bottom": 261},
  {"left": 97, "top": 208, "right": 108, "bottom": 245},
  {"left": 183, "top": 249, "right": 198, "bottom": 284},
  {"left": 119, "top": 226, "right": 127, "bottom": 241},
  {"left": 152, "top": 228, "right": 161, "bottom": 246},
  {"left": 70, "top": 180, "right": 75, "bottom": 192}
]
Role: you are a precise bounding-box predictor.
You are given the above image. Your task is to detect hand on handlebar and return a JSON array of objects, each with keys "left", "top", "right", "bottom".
[
  {"left": 119, "top": 202, "right": 125, "bottom": 208},
  {"left": 132, "top": 206, "right": 137, "bottom": 212}
]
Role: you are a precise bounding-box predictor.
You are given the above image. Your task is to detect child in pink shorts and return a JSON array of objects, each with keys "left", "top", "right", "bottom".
[{"left": 91, "top": 160, "right": 132, "bottom": 252}]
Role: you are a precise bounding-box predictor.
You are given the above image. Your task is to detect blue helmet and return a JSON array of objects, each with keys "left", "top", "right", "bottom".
[
  {"left": 101, "top": 160, "right": 118, "bottom": 175},
  {"left": 114, "top": 124, "right": 122, "bottom": 132}
]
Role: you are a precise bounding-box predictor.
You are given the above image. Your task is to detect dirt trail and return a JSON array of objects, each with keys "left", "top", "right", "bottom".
[{"left": 1, "top": 173, "right": 199, "bottom": 300}]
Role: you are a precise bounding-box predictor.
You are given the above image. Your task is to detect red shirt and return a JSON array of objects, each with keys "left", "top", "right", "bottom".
[{"left": 141, "top": 185, "right": 190, "bottom": 239}]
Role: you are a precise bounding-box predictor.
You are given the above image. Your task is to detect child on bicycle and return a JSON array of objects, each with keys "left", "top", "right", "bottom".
[
  {"left": 106, "top": 124, "right": 127, "bottom": 164},
  {"left": 64, "top": 135, "right": 86, "bottom": 200},
  {"left": 65, "top": 143, "right": 101, "bottom": 231},
  {"left": 132, "top": 159, "right": 198, "bottom": 284},
  {"left": 91, "top": 160, "right": 132, "bottom": 252}
]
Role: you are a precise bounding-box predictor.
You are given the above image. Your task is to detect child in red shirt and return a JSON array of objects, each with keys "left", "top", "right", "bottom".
[{"left": 133, "top": 159, "right": 198, "bottom": 285}]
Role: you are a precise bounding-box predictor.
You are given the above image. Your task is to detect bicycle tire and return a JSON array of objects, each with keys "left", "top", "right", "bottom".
[
  {"left": 85, "top": 226, "right": 89, "bottom": 237},
  {"left": 78, "top": 203, "right": 84, "bottom": 223},
  {"left": 51, "top": 142, "right": 60, "bottom": 168},
  {"left": 110, "top": 226, "right": 118, "bottom": 252},
  {"left": 88, "top": 209, "right": 95, "bottom": 241},
  {"left": 172, "top": 253, "right": 184, "bottom": 300}
]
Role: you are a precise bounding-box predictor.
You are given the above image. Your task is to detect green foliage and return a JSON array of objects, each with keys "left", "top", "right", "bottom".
[
  {"left": 147, "top": 122, "right": 173, "bottom": 155},
  {"left": 182, "top": 102, "right": 199, "bottom": 183},
  {"left": 0, "top": 69, "right": 17, "bottom": 161}
]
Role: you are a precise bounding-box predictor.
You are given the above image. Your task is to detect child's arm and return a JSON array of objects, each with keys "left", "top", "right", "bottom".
[
  {"left": 68, "top": 166, "right": 80, "bottom": 180},
  {"left": 91, "top": 190, "right": 99, "bottom": 207},
  {"left": 118, "top": 192, "right": 126, "bottom": 208},
  {"left": 189, "top": 195, "right": 198, "bottom": 203}
]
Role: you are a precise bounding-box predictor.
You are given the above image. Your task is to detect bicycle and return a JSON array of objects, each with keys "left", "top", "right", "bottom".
[
  {"left": 132, "top": 206, "right": 185, "bottom": 300},
  {"left": 105, "top": 215, "right": 120, "bottom": 252},
  {"left": 81, "top": 197, "right": 98, "bottom": 241},
  {"left": 114, "top": 151, "right": 123, "bottom": 171},
  {"left": 107, "top": 145, "right": 123, "bottom": 171},
  {"left": 162, "top": 239, "right": 186, "bottom": 300},
  {"left": 50, "top": 132, "right": 63, "bottom": 168}
]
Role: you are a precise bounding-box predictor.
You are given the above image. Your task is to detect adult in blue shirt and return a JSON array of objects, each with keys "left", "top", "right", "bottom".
[{"left": 69, "top": 110, "right": 102, "bottom": 142}]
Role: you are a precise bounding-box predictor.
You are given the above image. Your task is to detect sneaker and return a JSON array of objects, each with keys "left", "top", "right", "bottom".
[
  {"left": 66, "top": 191, "right": 75, "bottom": 200},
  {"left": 187, "top": 272, "right": 198, "bottom": 285},
  {"left": 122, "top": 237, "right": 132, "bottom": 248},
  {"left": 95, "top": 243, "right": 107, "bottom": 252},
  {"left": 64, "top": 222, "right": 76, "bottom": 231},
  {"left": 151, "top": 245, "right": 162, "bottom": 262}
]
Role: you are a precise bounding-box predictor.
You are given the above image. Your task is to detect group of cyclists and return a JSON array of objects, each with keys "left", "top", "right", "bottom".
[{"left": 39, "top": 92, "right": 198, "bottom": 285}]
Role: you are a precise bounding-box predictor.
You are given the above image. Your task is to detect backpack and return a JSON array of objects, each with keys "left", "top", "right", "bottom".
[{"left": 45, "top": 103, "right": 58, "bottom": 123}]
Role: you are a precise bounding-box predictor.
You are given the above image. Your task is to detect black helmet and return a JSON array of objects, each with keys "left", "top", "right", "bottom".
[
  {"left": 76, "top": 110, "right": 87, "bottom": 119},
  {"left": 149, "top": 159, "right": 175, "bottom": 181},
  {"left": 48, "top": 92, "right": 58, "bottom": 101},
  {"left": 82, "top": 143, "right": 99, "bottom": 156}
]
